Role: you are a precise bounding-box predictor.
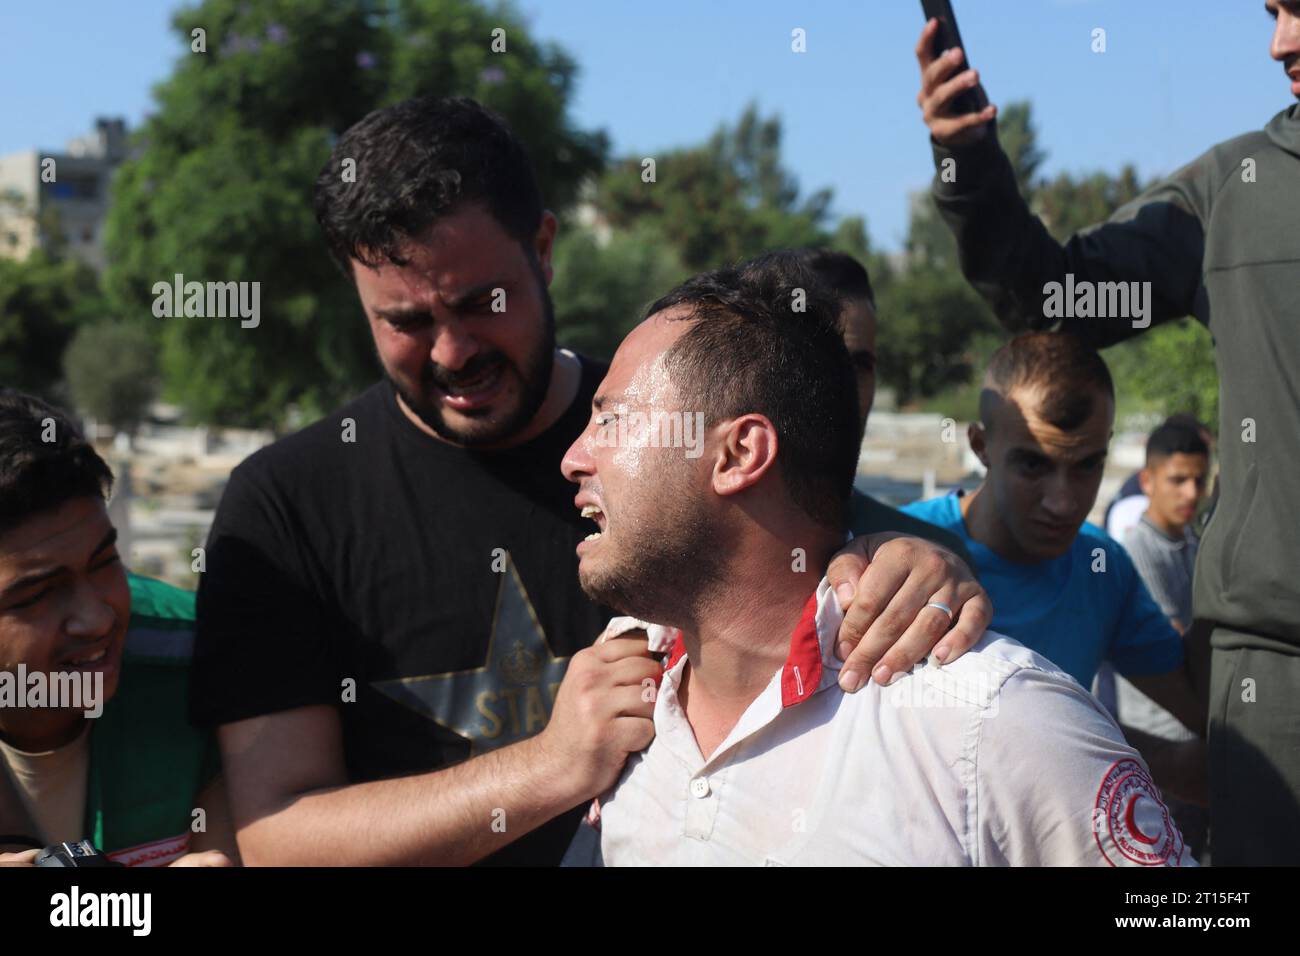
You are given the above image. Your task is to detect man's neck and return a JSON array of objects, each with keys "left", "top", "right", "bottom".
[
  {"left": 679, "top": 535, "right": 838, "bottom": 758},
  {"left": 0, "top": 717, "right": 86, "bottom": 755},
  {"left": 958, "top": 483, "right": 1039, "bottom": 564},
  {"left": 1142, "top": 506, "right": 1187, "bottom": 540},
  {"left": 397, "top": 349, "right": 582, "bottom": 449}
]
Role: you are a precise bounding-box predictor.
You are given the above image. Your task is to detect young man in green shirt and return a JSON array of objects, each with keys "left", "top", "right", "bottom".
[{"left": 0, "top": 389, "right": 234, "bottom": 867}]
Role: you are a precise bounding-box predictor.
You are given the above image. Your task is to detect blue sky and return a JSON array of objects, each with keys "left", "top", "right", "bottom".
[{"left": 1, "top": 1, "right": 1290, "bottom": 251}]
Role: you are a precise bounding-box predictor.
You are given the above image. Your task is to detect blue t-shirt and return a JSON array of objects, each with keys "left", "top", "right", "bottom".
[{"left": 901, "top": 493, "right": 1182, "bottom": 689}]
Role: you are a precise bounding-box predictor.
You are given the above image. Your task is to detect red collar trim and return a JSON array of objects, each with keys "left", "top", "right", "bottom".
[
  {"left": 780, "top": 593, "right": 823, "bottom": 708},
  {"left": 665, "top": 634, "right": 688, "bottom": 671},
  {"left": 662, "top": 591, "right": 823, "bottom": 709}
]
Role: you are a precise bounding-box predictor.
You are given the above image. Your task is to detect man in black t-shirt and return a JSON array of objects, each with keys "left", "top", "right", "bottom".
[{"left": 191, "top": 95, "right": 992, "bottom": 866}]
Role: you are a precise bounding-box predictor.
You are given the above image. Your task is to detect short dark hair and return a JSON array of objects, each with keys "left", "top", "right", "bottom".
[
  {"left": 0, "top": 390, "right": 113, "bottom": 536},
  {"left": 643, "top": 252, "right": 860, "bottom": 531},
  {"left": 789, "top": 247, "right": 875, "bottom": 308},
  {"left": 313, "top": 95, "right": 544, "bottom": 275},
  {"left": 1146, "top": 420, "right": 1210, "bottom": 465},
  {"left": 981, "top": 332, "right": 1115, "bottom": 432}
]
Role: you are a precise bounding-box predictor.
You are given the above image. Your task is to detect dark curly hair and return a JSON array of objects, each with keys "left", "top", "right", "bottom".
[
  {"left": 0, "top": 389, "right": 113, "bottom": 535},
  {"left": 313, "top": 95, "right": 544, "bottom": 275}
]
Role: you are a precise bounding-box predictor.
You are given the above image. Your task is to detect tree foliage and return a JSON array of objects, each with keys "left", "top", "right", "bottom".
[
  {"left": 550, "top": 222, "right": 687, "bottom": 360},
  {"left": 63, "top": 320, "right": 159, "bottom": 432},
  {"left": 597, "top": 103, "right": 832, "bottom": 272},
  {"left": 0, "top": 251, "right": 103, "bottom": 400}
]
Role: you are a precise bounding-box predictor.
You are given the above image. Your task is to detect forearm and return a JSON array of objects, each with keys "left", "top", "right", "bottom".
[
  {"left": 930, "top": 128, "right": 1197, "bottom": 348},
  {"left": 931, "top": 131, "right": 1074, "bottom": 334},
  {"left": 237, "top": 736, "right": 584, "bottom": 866}
]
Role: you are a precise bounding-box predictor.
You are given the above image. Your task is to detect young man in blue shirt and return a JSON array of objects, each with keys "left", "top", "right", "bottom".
[{"left": 902, "top": 333, "right": 1206, "bottom": 806}]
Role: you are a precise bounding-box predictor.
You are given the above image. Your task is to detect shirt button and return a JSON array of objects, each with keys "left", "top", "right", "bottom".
[{"left": 690, "top": 777, "right": 711, "bottom": 799}]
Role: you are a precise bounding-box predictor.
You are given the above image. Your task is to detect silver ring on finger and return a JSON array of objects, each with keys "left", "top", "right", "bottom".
[{"left": 923, "top": 601, "right": 954, "bottom": 624}]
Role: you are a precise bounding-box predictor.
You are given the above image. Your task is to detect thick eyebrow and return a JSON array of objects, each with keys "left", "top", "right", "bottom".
[
  {"left": 0, "top": 527, "right": 118, "bottom": 601},
  {"left": 374, "top": 281, "right": 507, "bottom": 322},
  {"left": 1007, "top": 445, "right": 1108, "bottom": 466},
  {"left": 441, "top": 281, "right": 507, "bottom": 310},
  {"left": 373, "top": 306, "right": 431, "bottom": 323},
  {"left": 592, "top": 392, "right": 625, "bottom": 412},
  {"left": 1007, "top": 447, "right": 1051, "bottom": 465}
]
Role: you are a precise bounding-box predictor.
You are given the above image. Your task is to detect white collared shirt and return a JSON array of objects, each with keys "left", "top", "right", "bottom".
[{"left": 597, "top": 576, "right": 1195, "bottom": 867}]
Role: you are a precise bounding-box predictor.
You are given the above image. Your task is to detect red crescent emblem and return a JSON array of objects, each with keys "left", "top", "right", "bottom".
[
  {"left": 1094, "top": 758, "right": 1185, "bottom": 866},
  {"left": 1124, "top": 794, "right": 1161, "bottom": 845}
]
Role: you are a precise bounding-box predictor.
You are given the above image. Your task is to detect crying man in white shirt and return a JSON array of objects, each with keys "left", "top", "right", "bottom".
[{"left": 559, "top": 251, "right": 1193, "bottom": 867}]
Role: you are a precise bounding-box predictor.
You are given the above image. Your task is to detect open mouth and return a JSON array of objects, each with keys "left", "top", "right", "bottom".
[
  {"left": 580, "top": 504, "right": 607, "bottom": 541},
  {"left": 58, "top": 642, "right": 114, "bottom": 671},
  {"left": 436, "top": 363, "right": 506, "bottom": 410}
]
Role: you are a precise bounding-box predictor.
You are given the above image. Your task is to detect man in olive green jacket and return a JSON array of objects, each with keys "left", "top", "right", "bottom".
[{"left": 912, "top": 6, "right": 1300, "bottom": 863}]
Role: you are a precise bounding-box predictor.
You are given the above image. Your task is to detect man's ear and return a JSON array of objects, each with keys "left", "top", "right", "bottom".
[
  {"left": 1137, "top": 466, "right": 1154, "bottom": 498},
  {"left": 534, "top": 211, "right": 559, "bottom": 285},
  {"left": 968, "top": 422, "right": 990, "bottom": 468},
  {"left": 713, "top": 414, "right": 780, "bottom": 498}
]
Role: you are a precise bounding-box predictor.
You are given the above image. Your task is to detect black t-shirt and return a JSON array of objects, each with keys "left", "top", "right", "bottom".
[{"left": 191, "top": 358, "right": 611, "bottom": 866}]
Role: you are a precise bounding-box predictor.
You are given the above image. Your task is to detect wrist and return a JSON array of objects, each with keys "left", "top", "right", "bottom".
[{"left": 517, "top": 731, "right": 588, "bottom": 810}]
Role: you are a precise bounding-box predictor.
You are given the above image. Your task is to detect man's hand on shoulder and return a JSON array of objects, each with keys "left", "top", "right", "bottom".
[{"left": 826, "top": 533, "right": 992, "bottom": 692}]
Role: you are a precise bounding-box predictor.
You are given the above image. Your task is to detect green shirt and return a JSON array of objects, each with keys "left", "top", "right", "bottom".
[{"left": 86, "top": 572, "right": 217, "bottom": 865}]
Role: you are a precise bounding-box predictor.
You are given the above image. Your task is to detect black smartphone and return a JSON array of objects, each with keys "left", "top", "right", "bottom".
[
  {"left": 34, "top": 839, "right": 123, "bottom": 868},
  {"left": 920, "top": 0, "right": 989, "bottom": 115}
]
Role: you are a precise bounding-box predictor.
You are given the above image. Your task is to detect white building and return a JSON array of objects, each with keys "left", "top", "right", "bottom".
[{"left": 0, "top": 117, "right": 129, "bottom": 272}]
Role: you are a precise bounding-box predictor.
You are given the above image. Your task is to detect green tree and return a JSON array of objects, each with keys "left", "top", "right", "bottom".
[
  {"left": 1033, "top": 166, "right": 1143, "bottom": 241},
  {"left": 597, "top": 103, "right": 832, "bottom": 272},
  {"left": 550, "top": 222, "right": 687, "bottom": 360},
  {"left": 1105, "top": 320, "right": 1219, "bottom": 429},
  {"left": 0, "top": 251, "right": 103, "bottom": 399},
  {"left": 104, "top": 0, "right": 607, "bottom": 428},
  {"left": 63, "top": 320, "right": 159, "bottom": 435},
  {"left": 876, "top": 269, "right": 998, "bottom": 407}
]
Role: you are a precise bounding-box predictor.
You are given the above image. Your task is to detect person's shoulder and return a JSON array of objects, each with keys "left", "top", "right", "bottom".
[
  {"left": 1076, "top": 522, "right": 1145, "bottom": 583},
  {"left": 1120, "top": 516, "right": 1162, "bottom": 553},
  {"left": 852, "top": 492, "right": 969, "bottom": 555},
  {"left": 125, "top": 572, "right": 196, "bottom": 666},
  {"left": 1211, "top": 110, "right": 1290, "bottom": 162},
  {"left": 1263, "top": 103, "right": 1300, "bottom": 154},
  {"left": 881, "top": 629, "right": 1082, "bottom": 715},
  {"left": 1169, "top": 119, "right": 1284, "bottom": 202},
  {"left": 897, "top": 493, "right": 959, "bottom": 530},
  {"left": 1077, "top": 521, "right": 1129, "bottom": 556},
  {"left": 232, "top": 384, "right": 388, "bottom": 483}
]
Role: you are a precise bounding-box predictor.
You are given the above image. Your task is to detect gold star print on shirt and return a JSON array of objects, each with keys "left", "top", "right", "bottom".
[{"left": 371, "top": 553, "right": 571, "bottom": 755}]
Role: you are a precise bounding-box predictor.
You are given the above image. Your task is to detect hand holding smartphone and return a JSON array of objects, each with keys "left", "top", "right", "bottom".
[{"left": 918, "top": 0, "right": 995, "bottom": 145}]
